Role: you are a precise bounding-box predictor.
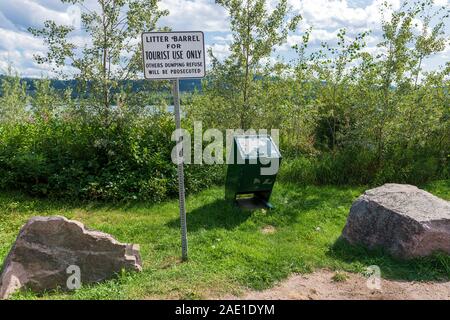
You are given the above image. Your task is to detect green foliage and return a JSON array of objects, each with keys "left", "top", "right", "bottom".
[
  {"left": 189, "top": 0, "right": 449, "bottom": 186},
  {"left": 0, "top": 68, "right": 28, "bottom": 124},
  {"left": 0, "top": 0, "right": 449, "bottom": 200},
  {"left": 0, "top": 107, "right": 221, "bottom": 201}
]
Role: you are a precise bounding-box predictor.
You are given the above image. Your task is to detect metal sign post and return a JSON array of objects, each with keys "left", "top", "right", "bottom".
[
  {"left": 142, "top": 31, "right": 206, "bottom": 261},
  {"left": 172, "top": 78, "right": 188, "bottom": 261}
]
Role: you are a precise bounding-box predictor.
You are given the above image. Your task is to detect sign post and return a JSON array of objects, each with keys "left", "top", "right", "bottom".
[
  {"left": 172, "top": 78, "right": 188, "bottom": 261},
  {"left": 142, "top": 31, "right": 206, "bottom": 261}
]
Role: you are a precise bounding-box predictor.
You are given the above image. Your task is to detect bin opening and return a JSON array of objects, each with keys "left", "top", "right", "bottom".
[
  {"left": 236, "top": 193, "right": 254, "bottom": 200},
  {"left": 235, "top": 191, "right": 273, "bottom": 210}
]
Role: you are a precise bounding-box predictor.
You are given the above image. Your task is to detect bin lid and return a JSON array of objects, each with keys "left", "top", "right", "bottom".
[{"left": 235, "top": 135, "right": 281, "bottom": 159}]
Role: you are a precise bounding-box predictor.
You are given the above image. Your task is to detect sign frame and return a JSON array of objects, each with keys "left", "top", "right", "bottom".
[{"left": 141, "top": 30, "right": 206, "bottom": 80}]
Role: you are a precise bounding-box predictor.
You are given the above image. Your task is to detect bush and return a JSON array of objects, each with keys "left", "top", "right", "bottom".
[
  {"left": 279, "top": 145, "right": 448, "bottom": 187},
  {"left": 0, "top": 109, "right": 223, "bottom": 202}
]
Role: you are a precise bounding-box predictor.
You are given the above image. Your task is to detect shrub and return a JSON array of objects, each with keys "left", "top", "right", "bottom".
[{"left": 0, "top": 109, "right": 223, "bottom": 202}]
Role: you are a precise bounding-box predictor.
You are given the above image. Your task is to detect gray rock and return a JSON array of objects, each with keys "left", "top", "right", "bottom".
[
  {"left": 0, "top": 216, "right": 142, "bottom": 299},
  {"left": 341, "top": 184, "right": 450, "bottom": 259}
]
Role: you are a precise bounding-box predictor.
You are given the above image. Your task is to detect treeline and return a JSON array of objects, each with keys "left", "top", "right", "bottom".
[
  {"left": 186, "top": 0, "right": 449, "bottom": 186},
  {"left": 0, "top": 0, "right": 448, "bottom": 201},
  {"left": 0, "top": 72, "right": 221, "bottom": 201},
  {"left": 0, "top": 75, "right": 202, "bottom": 97}
]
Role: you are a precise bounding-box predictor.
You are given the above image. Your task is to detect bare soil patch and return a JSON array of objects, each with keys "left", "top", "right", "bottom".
[
  {"left": 221, "top": 269, "right": 450, "bottom": 300},
  {"left": 260, "top": 225, "right": 276, "bottom": 234}
]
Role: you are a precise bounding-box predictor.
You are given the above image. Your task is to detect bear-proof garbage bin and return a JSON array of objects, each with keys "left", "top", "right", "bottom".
[{"left": 225, "top": 134, "right": 282, "bottom": 209}]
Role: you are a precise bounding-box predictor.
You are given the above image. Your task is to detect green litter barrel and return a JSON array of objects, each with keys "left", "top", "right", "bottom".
[{"left": 225, "top": 134, "right": 282, "bottom": 209}]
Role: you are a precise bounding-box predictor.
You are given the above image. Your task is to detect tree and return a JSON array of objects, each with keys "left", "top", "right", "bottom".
[
  {"left": 29, "top": 0, "right": 168, "bottom": 121},
  {"left": 31, "top": 79, "right": 62, "bottom": 120},
  {"left": 369, "top": 0, "right": 449, "bottom": 167},
  {"left": 411, "top": 0, "right": 448, "bottom": 88},
  {"left": 0, "top": 66, "right": 28, "bottom": 124},
  {"left": 312, "top": 28, "right": 369, "bottom": 152},
  {"left": 368, "top": 0, "right": 419, "bottom": 167},
  {"left": 207, "top": 0, "right": 301, "bottom": 129}
]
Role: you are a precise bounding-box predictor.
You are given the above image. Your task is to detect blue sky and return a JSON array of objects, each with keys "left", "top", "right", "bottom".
[{"left": 0, "top": 0, "right": 448, "bottom": 78}]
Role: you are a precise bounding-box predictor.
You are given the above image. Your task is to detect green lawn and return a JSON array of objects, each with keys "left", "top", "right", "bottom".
[{"left": 0, "top": 180, "right": 449, "bottom": 299}]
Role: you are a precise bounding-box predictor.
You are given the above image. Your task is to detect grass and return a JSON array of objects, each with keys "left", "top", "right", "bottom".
[
  {"left": 331, "top": 272, "right": 349, "bottom": 282},
  {"left": 0, "top": 180, "right": 449, "bottom": 299}
]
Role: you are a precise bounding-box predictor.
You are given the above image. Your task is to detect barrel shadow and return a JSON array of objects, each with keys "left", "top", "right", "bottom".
[{"left": 166, "top": 199, "right": 252, "bottom": 231}]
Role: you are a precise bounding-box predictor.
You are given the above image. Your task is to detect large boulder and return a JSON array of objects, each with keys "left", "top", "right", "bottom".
[
  {"left": 341, "top": 184, "right": 450, "bottom": 259},
  {"left": 0, "top": 216, "right": 142, "bottom": 299}
]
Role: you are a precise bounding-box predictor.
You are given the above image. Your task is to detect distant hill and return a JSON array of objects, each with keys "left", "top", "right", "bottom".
[{"left": 0, "top": 75, "right": 202, "bottom": 97}]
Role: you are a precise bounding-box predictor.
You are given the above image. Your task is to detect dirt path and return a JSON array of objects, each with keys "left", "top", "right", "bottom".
[{"left": 222, "top": 269, "right": 450, "bottom": 300}]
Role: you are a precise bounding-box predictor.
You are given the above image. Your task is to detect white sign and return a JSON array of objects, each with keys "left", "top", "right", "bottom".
[{"left": 141, "top": 31, "right": 206, "bottom": 80}]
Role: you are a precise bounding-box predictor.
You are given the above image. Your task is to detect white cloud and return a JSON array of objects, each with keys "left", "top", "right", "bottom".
[
  {"left": 433, "top": 0, "right": 448, "bottom": 6},
  {"left": 159, "top": 0, "right": 229, "bottom": 32},
  {"left": 0, "top": 0, "right": 81, "bottom": 30},
  {"left": 212, "top": 34, "right": 233, "bottom": 43},
  {"left": 441, "top": 42, "right": 450, "bottom": 59},
  {"left": 260, "top": 55, "right": 279, "bottom": 67},
  {"left": 206, "top": 43, "right": 230, "bottom": 65},
  {"left": 309, "top": 29, "right": 340, "bottom": 43},
  {"left": 0, "top": 0, "right": 448, "bottom": 77},
  {"left": 0, "top": 27, "right": 79, "bottom": 77},
  {"left": 0, "top": 11, "right": 17, "bottom": 30},
  {"left": 289, "top": 0, "right": 401, "bottom": 30},
  {"left": 0, "top": 28, "right": 45, "bottom": 52},
  {"left": 0, "top": 49, "right": 52, "bottom": 77}
]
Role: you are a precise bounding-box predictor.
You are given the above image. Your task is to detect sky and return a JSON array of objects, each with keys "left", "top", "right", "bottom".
[{"left": 0, "top": 0, "right": 448, "bottom": 78}]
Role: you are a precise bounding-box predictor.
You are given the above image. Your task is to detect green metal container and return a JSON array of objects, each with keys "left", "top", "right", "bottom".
[{"left": 225, "top": 134, "right": 282, "bottom": 209}]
